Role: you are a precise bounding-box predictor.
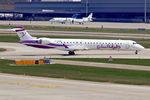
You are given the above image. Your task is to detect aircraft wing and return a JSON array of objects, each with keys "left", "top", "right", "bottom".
[{"left": 63, "top": 44, "right": 88, "bottom": 51}]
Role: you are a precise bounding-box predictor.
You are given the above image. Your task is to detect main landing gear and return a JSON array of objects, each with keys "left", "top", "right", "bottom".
[
  {"left": 68, "top": 51, "right": 75, "bottom": 55},
  {"left": 135, "top": 50, "right": 138, "bottom": 55}
]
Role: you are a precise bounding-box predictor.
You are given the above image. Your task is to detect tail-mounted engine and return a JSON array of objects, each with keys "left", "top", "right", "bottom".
[{"left": 37, "top": 38, "right": 50, "bottom": 44}]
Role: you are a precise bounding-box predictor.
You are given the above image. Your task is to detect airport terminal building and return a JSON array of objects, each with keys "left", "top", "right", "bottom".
[{"left": 0, "top": 0, "right": 150, "bottom": 22}]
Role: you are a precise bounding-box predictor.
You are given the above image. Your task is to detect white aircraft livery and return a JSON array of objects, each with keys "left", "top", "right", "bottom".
[
  {"left": 12, "top": 27, "right": 144, "bottom": 55},
  {"left": 49, "top": 14, "right": 78, "bottom": 24},
  {"left": 74, "top": 13, "right": 93, "bottom": 24}
]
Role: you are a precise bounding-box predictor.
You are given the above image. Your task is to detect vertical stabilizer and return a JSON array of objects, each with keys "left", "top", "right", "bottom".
[
  {"left": 88, "top": 13, "right": 93, "bottom": 19},
  {"left": 72, "top": 14, "right": 78, "bottom": 19},
  {"left": 12, "top": 27, "right": 36, "bottom": 40},
  {"left": 87, "top": 13, "right": 93, "bottom": 21}
]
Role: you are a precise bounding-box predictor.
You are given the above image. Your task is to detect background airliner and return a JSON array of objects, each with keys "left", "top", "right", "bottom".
[
  {"left": 49, "top": 14, "right": 78, "bottom": 24},
  {"left": 74, "top": 13, "right": 93, "bottom": 24},
  {"left": 12, "top": 27, "right": 144, "bottom": 55}
]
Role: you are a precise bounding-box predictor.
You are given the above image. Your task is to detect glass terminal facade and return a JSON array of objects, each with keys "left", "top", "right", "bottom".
[{"left": 0, "top": 0, "right": 150, "bottom": 22}]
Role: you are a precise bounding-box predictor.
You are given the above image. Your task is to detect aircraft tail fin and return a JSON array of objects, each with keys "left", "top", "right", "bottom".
[
  {"left": 72, "top": 14, "right": 78, "bottom": 19},
  {"left": 88, "top": 13, "right": 93, "bottom": 19},
  {"left": 87, "top": 13, "right": 93, "bottom": 21},
  {"left": 12, "top": 27, "right": 36, "bottom": 40}
]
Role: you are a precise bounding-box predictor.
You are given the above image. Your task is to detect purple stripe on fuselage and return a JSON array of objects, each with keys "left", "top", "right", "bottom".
[
  {"left": 25, "top": 44, "right": 55, "bottom": 49},
  {"left": 21, "top": 40, "right": 38, "bottom": 43},
  {"left": 23, "top": 42, "right": 69, "bottom": 48}
]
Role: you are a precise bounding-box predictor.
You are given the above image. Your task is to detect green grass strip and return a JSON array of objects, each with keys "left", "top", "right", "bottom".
[
  {"left": 54, "top": 58, "right": 150, "bottom": 67},
  {"left": 0, "top": 48, "right": 6, "bottom": 52},
  {"left": 0, "top": 35, "right": 19, "bottom": 42},
  {"left": 1, "top": 59, "right": 150, "bottom": 85}
]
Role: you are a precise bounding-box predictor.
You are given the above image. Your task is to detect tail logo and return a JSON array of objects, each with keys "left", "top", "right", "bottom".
[{"left": 20, "top": 32, "right": 26, "bottom": 38}]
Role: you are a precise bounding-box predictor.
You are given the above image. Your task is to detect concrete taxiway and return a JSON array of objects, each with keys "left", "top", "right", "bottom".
[
  {"left": 0, "top": 29, "right": 150, "bottom": 39},
  {"left": 1, "top": 21, "right": 150, "bottom": 29},
  {"left": 0, "top": 73, "right": 150, "bottom": 100},
  {"left": 28, "top": 30, "right": 150, "bottom": 39}
]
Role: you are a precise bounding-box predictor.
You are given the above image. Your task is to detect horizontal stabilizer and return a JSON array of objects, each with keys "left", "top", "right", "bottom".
[{"left": 11, "top": 27, "right": 25, "bottom": 32}]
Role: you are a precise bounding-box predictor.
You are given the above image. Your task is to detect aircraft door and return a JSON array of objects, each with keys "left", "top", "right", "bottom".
[{"left": 125, "top": 42, "right": 130, "bottom": 49}]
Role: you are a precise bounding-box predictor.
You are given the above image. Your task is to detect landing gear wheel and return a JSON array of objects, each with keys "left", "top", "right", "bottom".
[
  {"left": 68, "top": 51, "right": 75, "bottom": 55},
  {"left": 135, "top": 50, "right": 138, "bottom": 55}
]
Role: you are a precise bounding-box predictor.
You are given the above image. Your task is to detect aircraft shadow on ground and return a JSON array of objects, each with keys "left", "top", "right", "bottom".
[{"left": 20, "top": 53, "right": 135, "bottom": 56}]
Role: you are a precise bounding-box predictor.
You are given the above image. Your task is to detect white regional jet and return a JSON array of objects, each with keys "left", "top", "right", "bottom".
[
  {"left": 74, "top": 13, "right": 93, "bottom": 24},
  {"left": 49, "top": 14, "right": 78, "bottom": 24},
  {"left": 12, "top": 27, "right": 144, "bottom": 55}
]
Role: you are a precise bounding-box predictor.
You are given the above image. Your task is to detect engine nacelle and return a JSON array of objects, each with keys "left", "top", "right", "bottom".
[{"left": 37, "top": 38, "right": 50, "bottom": 44}]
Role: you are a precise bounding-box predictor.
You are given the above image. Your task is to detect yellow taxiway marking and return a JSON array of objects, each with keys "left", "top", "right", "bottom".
[
  {"left": 31, "top": 86, "right": 61, "bottom": 88},
  {"left": 0, "top": 83, "right": 30, "bottom": 85}
]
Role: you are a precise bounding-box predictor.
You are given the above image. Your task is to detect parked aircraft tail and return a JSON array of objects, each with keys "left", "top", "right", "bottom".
[
  {"left": 88, "top": 13, "right": 93, "bottom": 19},
  {"left": 87, "top": 13, "right": 93, "bottom": 21},
  {"left": 72, "top": 14, "right": 78, "bottom": 19},
  {"left": 12, "top": 27, "right": 36, "bottom": 40}
]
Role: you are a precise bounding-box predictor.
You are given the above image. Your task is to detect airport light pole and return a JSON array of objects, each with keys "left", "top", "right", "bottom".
[
  {"left": 144, "top": 0, "right": 147, "bottom": 23},
  {"left": 86, "top": 0, "right": 88, "bottom": 17}
]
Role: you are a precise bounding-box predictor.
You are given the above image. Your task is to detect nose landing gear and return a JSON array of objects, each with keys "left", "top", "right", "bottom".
[{"left": 135, "top": 50, "right": 138, "bottom": 54}]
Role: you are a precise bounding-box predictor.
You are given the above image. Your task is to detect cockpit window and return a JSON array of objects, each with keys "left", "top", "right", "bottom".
[{"left": 133, "top": 42, "right": 137, "bottom": 45}]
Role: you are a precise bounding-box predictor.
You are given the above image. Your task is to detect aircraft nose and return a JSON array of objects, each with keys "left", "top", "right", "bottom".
[{"left": 135, "top": 44, "right": 145, "bottom": 50}]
